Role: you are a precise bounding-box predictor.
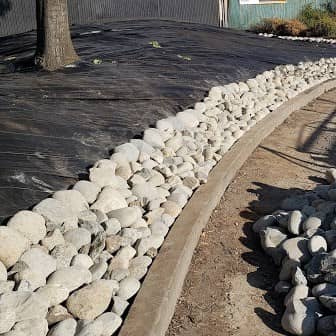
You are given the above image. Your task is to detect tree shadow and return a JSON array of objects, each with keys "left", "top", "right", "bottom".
[
  {"left": 238, "top": 182, "right": 309, "bottom": 336},
  {"left": 236, "top": 99, "right": 336, "bottom": 334},
  {"left": 258, "top": 145, "right": 329, "bottom": 175},
  {"left": 256, "top": 104, "right": 336, "bottom": 175},
  {"left": 296, "top": 104, "right": 336, "bottom": 167},
  {"left": 0, "top": 0, "right": 11, "bottom": 16}
]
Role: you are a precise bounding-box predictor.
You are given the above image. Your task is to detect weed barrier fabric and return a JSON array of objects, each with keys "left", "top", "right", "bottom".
[{"left": 0, "top": 20, "right": 335, "bottom": 222}]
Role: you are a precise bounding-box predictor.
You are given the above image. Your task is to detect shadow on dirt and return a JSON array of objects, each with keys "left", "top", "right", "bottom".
[
  {"left": 257, "top": 106, "right": 336, "bottom": 175},
  {"left": 297, "top": 106, "right": 336, "bottom": 166},
  {"left": 236, "top": 96, "right": 336, "bottom": 335},
  {"left": 238, "top": 181, "right": 320, "bottom": 336}
]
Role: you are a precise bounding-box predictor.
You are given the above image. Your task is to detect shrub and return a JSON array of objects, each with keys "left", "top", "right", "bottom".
[
  {"left": 252, "top": 5, "right": 336, "bottom": 38},
  {"left": 252, "top": 18, "right": 307, "bottom": 36},
  {"left": 299, "top": 4, "right": 336, "bottom": 38},
  {"left": 281, "top": 19, "right": 308, "bottom": 36},
  {"left": 253, "top": 18, "right": 285, "bottom": 34},
  {"left": 309, "top": 15, "right": 336, "bottom": 37},
  {"left": 299, "top": 4, "right": 324, "bottom": 27}
]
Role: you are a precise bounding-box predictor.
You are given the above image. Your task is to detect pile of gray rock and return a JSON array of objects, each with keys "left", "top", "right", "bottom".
[
  {"left": 254, "top": 168, "right": 336, "bottom": 336},
  {"left": 259, "top": 32, "right": 336, "bottom": 45},
  {"left": 0, "top": 57, "right": 336, "bottom": 336}
]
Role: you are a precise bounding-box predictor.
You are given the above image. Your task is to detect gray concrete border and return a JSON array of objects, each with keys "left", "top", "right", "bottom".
[{"left": 118, "top": 79, "right": 336, "bottom": 336}]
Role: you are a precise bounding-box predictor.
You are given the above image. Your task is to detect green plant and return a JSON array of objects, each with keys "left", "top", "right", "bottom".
[
  {"left": 149, "top": 41, "right": 162, "bottom": 48},
  {"left": 310, "top": 15, "right": 336, "bottom": 37},
  {"left": 92, "top": 58, "right": 103, "bottom": 65},
  {"left": 252, "top": 4, "right": 336, "bottom": 38},
  {"left": 299, "top": 4, "right": 336, "bottom": 37},
  {"left": 299, "top": 4, "right": 323, "bottom": 27}
]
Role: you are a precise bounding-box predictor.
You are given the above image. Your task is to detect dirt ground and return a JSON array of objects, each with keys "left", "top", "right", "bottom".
[{"left": 167, "top": 89, "right": 336, "bottom": 336}]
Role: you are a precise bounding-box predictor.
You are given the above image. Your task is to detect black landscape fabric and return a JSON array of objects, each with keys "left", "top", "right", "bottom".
[{"left": 0, "top": 20, "right": 335, "bottom": 222}]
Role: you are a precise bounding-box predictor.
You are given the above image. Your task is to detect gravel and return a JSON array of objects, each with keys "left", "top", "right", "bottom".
[
  {"left": 36, "top": 284, "right": 70, "bottom": 307},
  {"left": 0, "top": 57, "right": 335, "bottom": 335},
  {"left": 47, "top": 266, "right": 92, "bottom": 292},
  {"left": 66, "top": 279, "right": 118, "bottom": 320},
  {"left": 7, "top": 210, "right": 46, "bottom": 245},
  {"left": 0, "top": 227, "right": 29, "bottom": 268},
  {"left": 259, "top": 32, "right": 336, "bottom": 45},
  {"left": 47, "top": 318, "right": 77, "bottom": 336},
  {"left": 255, "top": 168, "right": 336, "bottom": 335}
]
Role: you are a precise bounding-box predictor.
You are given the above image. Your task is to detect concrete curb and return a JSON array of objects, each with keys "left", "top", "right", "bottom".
[{"left": 118, "top": 79, "right": 336, "bottom": 336}]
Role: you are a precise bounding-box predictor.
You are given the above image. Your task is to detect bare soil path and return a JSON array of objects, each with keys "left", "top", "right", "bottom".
[{"left": 167, "top": 89, "right": 336, "bottom": 336}]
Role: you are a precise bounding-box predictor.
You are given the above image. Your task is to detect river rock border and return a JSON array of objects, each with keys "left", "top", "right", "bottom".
[
  {"left": 259, "top": 32, "right": 336, "bottom": 45},
  {"left": 0, "top": 57, "right": 335, "bottom": 336},
  {"left": 254, "top": 168, "right": 336, "bottom": 336}
]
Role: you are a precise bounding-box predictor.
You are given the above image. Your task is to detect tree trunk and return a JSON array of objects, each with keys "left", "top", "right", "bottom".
[{"left": 35, "top": 0, "right": 79, "bottom": 71}]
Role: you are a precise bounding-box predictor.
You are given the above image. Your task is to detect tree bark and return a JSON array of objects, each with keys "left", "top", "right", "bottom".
[{"left": 35, "top": 0, "right": 79, "bottom": 71}]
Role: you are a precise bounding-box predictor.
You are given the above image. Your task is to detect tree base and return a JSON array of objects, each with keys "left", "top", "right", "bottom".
[
  {"left": 36, "top": 52, "right": 79, "bottom": 71},
  {"left": 36, "top": 0, "right": 80, "bottom": 72}
]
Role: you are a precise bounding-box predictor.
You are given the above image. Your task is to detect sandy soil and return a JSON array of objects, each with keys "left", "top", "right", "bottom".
[{"left": 167, "top": 89, "right": 336, "bottom": 336}]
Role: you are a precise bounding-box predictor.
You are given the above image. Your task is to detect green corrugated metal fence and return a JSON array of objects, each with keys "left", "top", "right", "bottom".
[{"left": 228, "top": 0, "right": 329, "bottom": 29}]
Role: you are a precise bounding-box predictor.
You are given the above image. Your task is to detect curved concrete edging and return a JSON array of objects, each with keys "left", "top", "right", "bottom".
[{"left": 118, "top": 78, "right": 336, "bottom": 336}]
